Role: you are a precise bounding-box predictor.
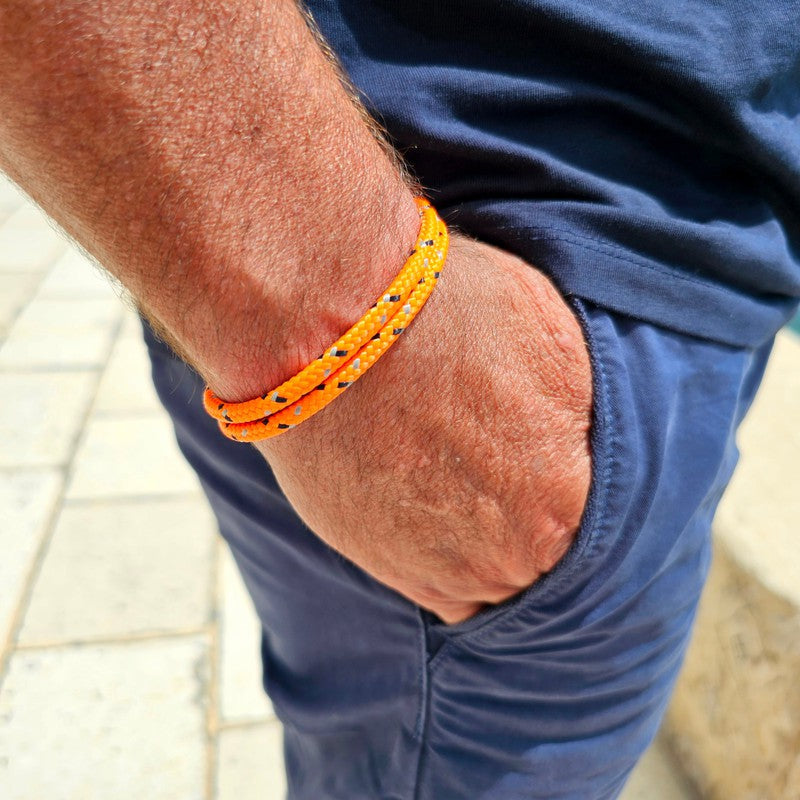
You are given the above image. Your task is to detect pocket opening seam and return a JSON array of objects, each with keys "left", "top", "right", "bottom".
[{"left": 424, "top": 298, "right": 624, "bottom": 660}]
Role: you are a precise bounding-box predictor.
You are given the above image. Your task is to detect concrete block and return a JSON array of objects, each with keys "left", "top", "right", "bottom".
[
  {"left": 0, "top": 471, "right": 62, "bottom": 649},
  {"left": 0, "top": 295, "right": 120, "bottom": 370},
  {"left": 216, "top": 723, "right": 286, "bottom": 800},
  {"left": 18, "top": 498, "right": 216, "bottom": 645},
  {"left": 620, "top": 734, "right": 697, "bottom": 800},
  {"left": 37, "top": 247, "right": 121, "bottom": 301},
  {"left": 0, "top": 205, "right": 67, "bottom": 273},
  {"left": 0, "top": 637, "right": 208, "bottom": 800},
  {"left": 0, "top": 273, "right": 41, "bottom": 338},
  {"left": 664, "top": 331, "right": 800, "bottom": 800},
  {"left": 94, "top": 331, "right": 161, "bottom": 414},
  {"left": 218, "top": 546, "right": 275, "bottom": 724},
  {"left": 66, "top": 414, "right": 202, "bottom": 500},
  {"left": 0, "top": 372, "right": 97, "bottom": 467}
]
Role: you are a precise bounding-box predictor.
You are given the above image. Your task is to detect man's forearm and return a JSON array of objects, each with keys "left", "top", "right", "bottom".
[{"left": 0, "top": 0, "right": 420, "bottom": 400}]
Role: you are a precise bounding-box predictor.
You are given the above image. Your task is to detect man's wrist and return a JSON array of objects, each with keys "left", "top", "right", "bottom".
[{"left": 200, "top": 186, "right": 423, "bottom": 403}]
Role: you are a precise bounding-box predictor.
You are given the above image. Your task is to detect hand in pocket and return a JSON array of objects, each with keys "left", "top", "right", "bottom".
[{"left": 258, "top": 233, "right": 593, "bottom": 624}]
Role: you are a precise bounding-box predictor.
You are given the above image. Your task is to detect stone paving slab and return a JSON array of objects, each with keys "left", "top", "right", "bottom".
[
  {"left": 37, "top": 248, "right": 121, "bottom": 301},
  {"left": 0, "top": 295, "right": 121, "bottom": 370},
  {"left": 217, "top": 723, "right": 287, "bottom": 800},
  {"left": 0, "top": 273, "right": 42, "bottom": 339},
  {"left": 621, "top": 735, "right": 697, "bottom": 800},
  {"left": 715, "top": 331, "right": 800, "bottom": 608},
  {"left": 0, "top": 204, "right": 67, "bottom": 273},
  {"left": 666, "top": 545, "right": 800, "bottom": 800},
  {"left": 0, "top": 471, "right": 62, "bottom": 650},
  {"left": 119, "top": 307, "right": 148, "bottom": 338},
  {"left": 94, "top": 324, "right": 162, "bottom": 414},
  {"left": 0, "top": 637, "right": 209, "bottom": 800},
  {"left": 0, "top": 178, "right": 26, "bottom": 217},
  {"left": 218, "top": 546, "right": 275, "bottom": 724},
  {"left": 664, "top": 330, "right": 800, "bottom": 800},
  {"left": 0, "top": 371, "right": 98, "bottom": 468},
  {"left": 18, "top": 498, "right": 216, "bottom": 646},
  {"left": 66, "top": 414, "right": 202, "bottom": 500}
]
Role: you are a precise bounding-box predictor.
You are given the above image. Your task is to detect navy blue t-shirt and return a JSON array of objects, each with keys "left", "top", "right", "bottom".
[{"left": 304, "top": 0, "right": 800, "bottom": 347}]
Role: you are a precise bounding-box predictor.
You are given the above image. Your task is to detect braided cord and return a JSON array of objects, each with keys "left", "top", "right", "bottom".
[
  {"left": 204, "top": 199, "right": 448, "bottom": 442},
  {"left": 204, "top": 196, "right": 438, "bottom": 424}
]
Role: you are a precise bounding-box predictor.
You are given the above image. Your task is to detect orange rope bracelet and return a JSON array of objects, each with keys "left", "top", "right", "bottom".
[{"left": 202, "top": 196, "right": 449, "bottom": 442}]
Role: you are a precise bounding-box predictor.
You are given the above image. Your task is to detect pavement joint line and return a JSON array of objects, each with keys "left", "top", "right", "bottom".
[
  {"left": 62, "top": 490, "right": 207, "bottom": 506},
  {"left": 205, "top": 537, "right": 223, "bottom": 800},
  {"left": 58, "top": 311, "right": 126, "bottom": 468},
  {"left": 0, "top": 363, "right": 110, "bottom": 374},
  {"left": 216, "top": 717, "right": 281, "bottom": 733},
  {"left": 0, "top": 364, "right": 106, "bottom": 375},
  {"left": 70, "top": 407, "right": 172, "bottom": 419},
  {"left": 660, "top": 731, "right": 701, "bottom": 800},
  {"left": 92, "top": 407, "right": 173, "bottom": 419},
  {"left": 0, "top": 269, "right": 46, "bottom": 336},
  {"left": 0, "top": 463, "right": 70, "bottom": 475},
  {"left": 0, "top": 311, "right": 121, "bottom": 374},
  {"left": 0, "top": 468, "right": 67, "bottom": 688},
  {"left": 12, "top": 625, "right": 213, "bottom": 653},
  {"left": 0, "top": 311, "right": 124, "bottom": 691},
  {"left": 0, "top": 269, "right": 41, "bottom": 277}
]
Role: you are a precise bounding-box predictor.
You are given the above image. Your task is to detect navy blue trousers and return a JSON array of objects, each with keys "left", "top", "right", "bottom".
[{"left": 142, "top": 298, "right": 771, "bottom": 799}]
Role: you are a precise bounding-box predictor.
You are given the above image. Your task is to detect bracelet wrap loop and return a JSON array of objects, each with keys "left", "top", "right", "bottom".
[{"left": 202, "top": 196, "right": 448, "bottom": 442}]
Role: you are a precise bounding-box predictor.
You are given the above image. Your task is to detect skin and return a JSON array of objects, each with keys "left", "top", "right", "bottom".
[
  {"left": 0, "top": 0, "right": 592, "bottom": 624},
  {"left": 262, "top": 234, "right": 593, "bottom": 622}
]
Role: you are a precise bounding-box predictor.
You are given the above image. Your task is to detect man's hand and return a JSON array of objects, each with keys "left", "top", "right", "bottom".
[{"left": 258, "top": 233, "right": 592, "bottom": 624}]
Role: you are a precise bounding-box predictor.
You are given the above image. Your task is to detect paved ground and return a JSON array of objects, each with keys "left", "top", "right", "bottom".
[{"left": 0, "top": 175, "right": 698, "bottom": 799}]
